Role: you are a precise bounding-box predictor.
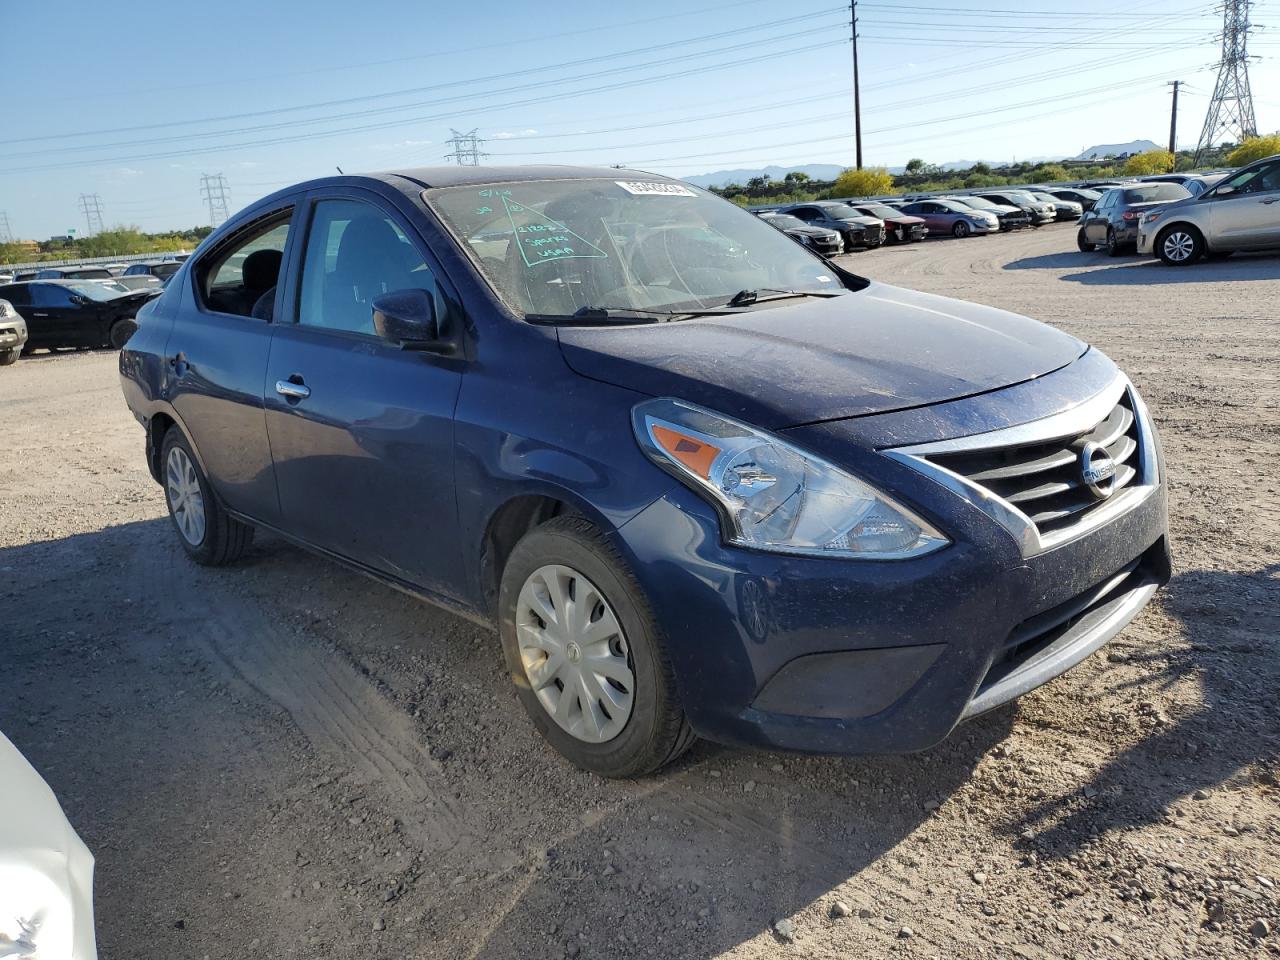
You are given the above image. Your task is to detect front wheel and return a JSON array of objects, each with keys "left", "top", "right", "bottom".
[
  {"left": 952, "top": 220, "right": 971, "bottom": 238},
  {"left": 160, "top": 428, "right": 254, "bottom": 565},
  {"left": 1077, "top": 229, "right": 1095, "bottom": 252},
  {"left": 0, "top": 349, "right": 17, "bottom": 367},
  {"left": 499, "top": 516, "right": 694, "bottom": 778},
  {"left": 1156, "top": 225, "right": 1204, "bottom": 266}
]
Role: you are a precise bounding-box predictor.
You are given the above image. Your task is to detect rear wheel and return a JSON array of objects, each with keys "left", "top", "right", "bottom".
[
  {"left": 1105, "top": 227, "right": 1123, "bottom": 257},
  {"left": 160, "top": 428, "right": 254, "bottom": 565},
  {"left": 952, "top": 220, "right": 971, "bottom": 238},
  {"left": 1156, "top": 225, "right": 1204, "bottom": 266},
  {"left": 1076, "top": 229, "right": 1096, "bottom": 252},
  {"left": 499, "top": 516, "right": 694, "bottom": 777},
  {"left": 109, "top": 319, "right": 137, "bottom": 349}
]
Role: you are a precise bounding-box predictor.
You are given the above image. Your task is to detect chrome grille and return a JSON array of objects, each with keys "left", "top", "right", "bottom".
[{"left": 924, "top": 391, "right": 1141, "bottom": 537}]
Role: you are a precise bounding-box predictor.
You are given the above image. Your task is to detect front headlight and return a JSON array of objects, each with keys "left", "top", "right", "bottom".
[{"left": 632, "top": 398, "right": 948, "bottom": 559}]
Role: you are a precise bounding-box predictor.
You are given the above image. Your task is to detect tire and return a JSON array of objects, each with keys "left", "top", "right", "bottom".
[
  {"left": 498, "top": 515, "right": 694, "bottom": 778},
  {"left": 160, "top": 428, "right": 254, "bottom": 566},
  {"left": 0, "top": 349, "right": 17, "bottom": 366},
  {"left": 952, "top": 220, "right": 971, "bottom": 239},
  {"left": 109, "top": 318, "right": 137, "bottom": 349},
  {"left": 1076, "top": 229, "right": 1096, "bottom": 252},
  {"left": 1155, "top": 225, "right": 1204, "bottom": 266},
  {"left": 1105, "top": 227, "right": 1123, "bottom": 257}
]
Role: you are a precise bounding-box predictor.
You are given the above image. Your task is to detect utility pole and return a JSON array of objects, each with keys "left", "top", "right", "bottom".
[
  {"left": 77, "top": 194, "right": 104, "bottom": 236},
  {"left": 1167, "top": 80, "right": 1181, "bottom": 160},
  {"left": 199, "top": 173, "right": 231, "bottom": 227},
  {"left": 444, "top": 129, "right": 488, "bottom": 166},
  {"left": 1194, "top": 0, "right": 1257, "bottom": 164},
  {"left": 850, "top": 1, "right": 863, "bottom": 170},
  {"left": 0, "top": 211, "right": 11, "bottom": 243}
]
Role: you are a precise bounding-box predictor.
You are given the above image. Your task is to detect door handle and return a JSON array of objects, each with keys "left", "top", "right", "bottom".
[{"left": 275, "top": 378, "right": 311, "bottom": 400}]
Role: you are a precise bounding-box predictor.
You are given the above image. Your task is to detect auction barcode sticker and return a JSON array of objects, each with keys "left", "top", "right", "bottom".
[{"left": 615, "top": 181, "right": 697, "bottom": 197}]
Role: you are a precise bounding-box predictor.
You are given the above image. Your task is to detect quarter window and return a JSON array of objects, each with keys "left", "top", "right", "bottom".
[{"left": 296, "top": 198, "right": 444, "bottom": 337}]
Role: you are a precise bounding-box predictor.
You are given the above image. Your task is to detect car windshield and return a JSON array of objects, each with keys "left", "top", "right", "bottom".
[
  {"left": 1122, "top": 184, "right": 1191, "bottom": 204},
  {"left": 954, "top": 197, "right": 998, "bottom": 209},
  {"left": 428, "top": 179, "right": 846, "bottom": 318},
  {"left": 819, "top": 203, "right": 870, "bottom": 221},
  {"left": 762, "top": 214, "right": 807, "bottom": 230},
  {"left": 60, "top": 281, "right": 121, "bottom": 302}
]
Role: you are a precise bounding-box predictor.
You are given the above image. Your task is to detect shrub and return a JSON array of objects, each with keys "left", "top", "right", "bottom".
[
  {"left": 1226, "top": 135, "right": 1280, "bottom": 167},
  {"left": 832, "top": 167, "right": 895, "bottom": 198}
]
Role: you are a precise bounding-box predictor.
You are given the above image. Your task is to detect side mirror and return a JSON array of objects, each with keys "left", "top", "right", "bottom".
[
  {"left": 1213, "top": 185, "right": 1236, "bottom": 197},
  {"left": 371, "top": 288, "right": 449, "bottom": 353}
]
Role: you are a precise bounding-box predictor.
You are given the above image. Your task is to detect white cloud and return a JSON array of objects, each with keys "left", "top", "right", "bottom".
[
  {"left": 492, "top": 129, "right": 538, "bottom": 140},
  {"left": 234, "top": 160, "right": 262, "bottom": 169},
  {"left": 365, "top": 138, "right": 433, "bottom": 152}
]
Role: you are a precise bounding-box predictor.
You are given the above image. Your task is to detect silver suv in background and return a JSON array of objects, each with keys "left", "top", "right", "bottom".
[{"left": 1138, "top": 154, "right": 1280, "bottom": 265}]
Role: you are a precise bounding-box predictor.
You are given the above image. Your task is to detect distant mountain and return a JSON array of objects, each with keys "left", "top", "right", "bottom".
[
  {"left": 1074, "top": 140, "right": 1161, "bottom": 160},
  {"left": 679, "top": 163, "right": 845, "bottom": 187}
]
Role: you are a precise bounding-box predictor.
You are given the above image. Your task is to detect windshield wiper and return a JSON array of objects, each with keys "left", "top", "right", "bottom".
[
  {"left": 723, "top": 288, "right": 846, "bottom": 308},
  {"left": 526, "top": 304, "right": 745, "bottom": 325}
]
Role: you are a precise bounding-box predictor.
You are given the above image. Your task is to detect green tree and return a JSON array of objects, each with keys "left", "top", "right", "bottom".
[
  {"left": 904, "top": 158, "right": 926, "bottom": 174},
  {"left": 832, "top": 167, "right": 895, "bottom": 198},
  {"left": 783, "top": 171, "right": 811, "bottom": 184},
  {"left": 1123, "top": 150, "right": 1175, "bottom": 176},
  {"left": 1226, "top": 135, "right": 1280, "bottom": 167},
  {"left": 971, "top": 162, "right": 991, "bottom": 175}
]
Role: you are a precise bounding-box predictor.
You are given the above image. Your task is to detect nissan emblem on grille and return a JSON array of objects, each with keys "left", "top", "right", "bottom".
[{"left": 1079, "top": 441, "right": 1117, "bottom": 500}]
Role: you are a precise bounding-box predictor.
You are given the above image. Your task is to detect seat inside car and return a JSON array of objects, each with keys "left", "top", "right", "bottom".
[
  {"left": 242, "top": 248, "right": 283, "bottom": 320},
  {"left": 319, "top": 216, "right": 420, "bottom": 334}
]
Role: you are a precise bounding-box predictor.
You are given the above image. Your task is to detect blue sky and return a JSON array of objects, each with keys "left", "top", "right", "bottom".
[{"left": 3, "top": 0, "right": 1277, "bottom": 238}]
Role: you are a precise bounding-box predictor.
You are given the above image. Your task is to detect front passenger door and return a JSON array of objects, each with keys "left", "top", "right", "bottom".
[
  {"left": 1208, "top": 160, "right": 1280, "bottom": 248},
  {"left": 263, "top": 192, "right": 466, "bottom": 600}
]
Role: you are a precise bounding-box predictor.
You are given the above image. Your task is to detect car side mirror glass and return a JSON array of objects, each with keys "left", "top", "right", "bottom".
[
  {"left": 1214, "top": 185, "right": 1236, "bottom": 197},
  {"left": 371, "top": 288, "right": 448, "bottom": 353}
]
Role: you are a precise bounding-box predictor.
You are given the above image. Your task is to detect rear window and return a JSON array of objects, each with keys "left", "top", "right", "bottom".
[
  {"left": 68, "top": 268, "right": 112, "bottom": 279},
  {"left": 1122, "top": 184, "right": 1191, "bottom": 204}
]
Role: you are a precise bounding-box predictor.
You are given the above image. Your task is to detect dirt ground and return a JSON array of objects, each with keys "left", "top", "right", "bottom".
[{"left": 2, "top": 224, "right": 1277, "bottom": 960}]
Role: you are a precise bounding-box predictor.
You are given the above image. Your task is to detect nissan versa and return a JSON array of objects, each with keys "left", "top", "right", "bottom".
[{"left": 119, "top": 166, "right": 1171, "bottom": 777}]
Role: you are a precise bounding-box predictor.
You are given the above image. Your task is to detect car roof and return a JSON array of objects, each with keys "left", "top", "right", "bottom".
[{"left": 374, "top": 164, "right": 671, "bottom": 190}]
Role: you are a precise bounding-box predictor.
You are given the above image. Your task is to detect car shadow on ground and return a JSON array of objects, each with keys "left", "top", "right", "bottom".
[
  {"left": 1005, "top": 249, "right": 1280, "bottom": 283},
  {"left": 1011, "top": 565, "right": 1279, "bottom": 860}
]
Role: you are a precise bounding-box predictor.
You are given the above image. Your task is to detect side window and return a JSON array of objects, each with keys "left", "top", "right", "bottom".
[
  {"left": 32, "top": 285, "right": 75, "bottom": 307},
  {"left": 297, "top": 198, "right": 443, "bottom": 338},
  {"left": 791, "top": 208, "right": 817, "bottom": 222},
  {"left": 0, "top": 285, "right": 29, "bottom": 306},
  {"left": 196, "top": 211, "right": 292, "bottom": 319}
]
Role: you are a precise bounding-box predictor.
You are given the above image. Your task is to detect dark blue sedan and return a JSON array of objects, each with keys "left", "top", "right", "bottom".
[{"left": 119, "top": 166, "right": 1170, "bottom": 777}]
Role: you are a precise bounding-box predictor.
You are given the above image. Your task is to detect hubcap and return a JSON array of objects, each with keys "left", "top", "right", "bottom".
[
  {"left": 515, "top": 564, "right": 635, "bottom": 744},
  {"left": 165, "top": 446, "right": 206, "bottom": 545},
  {"left": 1164, "top": 232, "right": 1194, "bottom": 262}
]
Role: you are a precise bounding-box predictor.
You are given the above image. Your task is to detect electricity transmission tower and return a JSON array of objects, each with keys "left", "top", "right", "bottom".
[
  {"left": 1194, "top": 0, "right": 1257, "bottom": 163},
  {"left": 200, "top": 173, "right": 231, "bottom": 227},
  {"left": 0, "top": 211, "right": 12, "bottom": 243},
  {"left": 444, "top": 129, "right": 488, "bottom": 166},
  {"left": 78, "top": 194, "right": 105, "bottom": 236}
]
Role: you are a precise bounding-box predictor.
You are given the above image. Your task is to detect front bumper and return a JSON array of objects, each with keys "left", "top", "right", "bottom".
[
  {"left": 0, "top": 322, "right": 27, "bottom": 351},
  {"left": 615, "top": 363, "right": 1170, "bottom": 755}
]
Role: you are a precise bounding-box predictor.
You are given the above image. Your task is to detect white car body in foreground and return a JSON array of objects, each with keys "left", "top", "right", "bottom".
[{"left": 0, "top": 732, "right": 96, "bottom": 959}]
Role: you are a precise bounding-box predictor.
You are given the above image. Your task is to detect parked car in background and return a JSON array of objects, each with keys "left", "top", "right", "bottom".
[
  {"left": 123, "top": 260, "right": 183, "bottom": 280},
  {"left": 0, "top": 730, "right": 98, "bottom": 959},
  {"left": 974, "top": 190, "right": 1056, "bottom": 226},
  {"left": 0, "top": 298, "right": 28, "bottom": 365},
  {"left": 118, "top": 165, "right": 1169, "bottom": 777},
  {"left": 944, "top": 195, "right": 1031, "bottom": 231},
  {"left": 898, "top": 198, "right": 999, "bottom": 237},
  {"left": 0, "top": 272, "right": 14, "bottom": 284},
  {"left": 754, "top": 211, "right": 843, "bottom": 257},
  {"left": 0, "top": 280, "right": 152, "bottom": 350},
  {"left": 12, "top": 270, "right": 39, "bottom": 282},
  {"left": 1029, "top": 192, "right": 1083, "bottom": 222},
  {"left": 34, "top": 266, "right": 115, "bottom": 281},
  {"left": 1047, "top": 187, "right": 1102, "bottom": 211},
  {"left": 1138, "top": 153, "right": 1280, "bottom": 264},
  {"left": 843, "top": 202, "right": 927, "bottom": 243},
  {"left": 780, "top": 201, "right": 886, "bottom": 250},
  {"left": 1077, "top": 183, "right": 1192, "bottom": 255},
  {"left": 1139, "top": 173, "right": 1228, "bottom": 199}
]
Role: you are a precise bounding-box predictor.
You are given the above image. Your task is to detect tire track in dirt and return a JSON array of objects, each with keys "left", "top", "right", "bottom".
[{"left": 145, "top": 542, "right": 471, "bottom": 852}]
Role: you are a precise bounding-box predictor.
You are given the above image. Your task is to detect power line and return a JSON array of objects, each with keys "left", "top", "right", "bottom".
[
  {"left": 443, "top": 129, "right": 488, "bottom": 166},
  {"left": 78, "top": 194, "right": 104, "bottom": 236},
  {"left": 1195, "top": 0, "right": 1258, "bottom": 161},
  {"left": 199, "top": 173, "right": 231, "bottom": 226}
]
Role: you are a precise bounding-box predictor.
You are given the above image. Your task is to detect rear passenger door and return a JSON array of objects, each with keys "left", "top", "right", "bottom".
[
  {"left": 262, "top": 189, "right": 466, "bottom": 600},
  {"left": 167, "top": 205, "right": 296, "bottom": 526}
]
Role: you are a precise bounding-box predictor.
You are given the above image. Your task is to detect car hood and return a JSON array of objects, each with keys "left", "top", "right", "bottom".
[
  {"left": 836, "top": 215, "right": 883, "bottom": 228},
  {"left": 787, "top": 225, "right": 839, "bottom": 239},
  {"left": 883, "top": 214, "right": 926, "bottom": 227},
  {"left": 556, "top": 281, "right": 1087, "bottom": 429}
]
